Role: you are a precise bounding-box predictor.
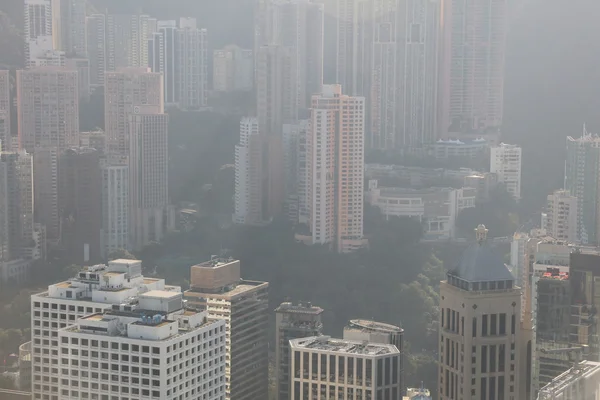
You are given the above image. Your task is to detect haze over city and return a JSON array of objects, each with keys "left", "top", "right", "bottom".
[{"left": 1, "top": 0, "right": 600, "bottom": 399}]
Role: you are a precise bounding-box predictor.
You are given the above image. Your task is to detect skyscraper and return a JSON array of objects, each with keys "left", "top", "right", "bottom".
[
  {"left": 213, "top": 46, "right": 254, "bottom": 92},
  {"left": 396, "top": 0, "right": 440, "bottom": 148},
  {"left": 104, "top": 68, "right": 163, "bottom": 154},
  {"left": 565, "top": 133, "right": 600, "bottom": 245},
  {"left": 101, "top": 154, "right": 129, "bottom": 259},
  {"left": 440, "top": 0, "right": 508, "bottom": 132},
  {"left": 0, "top": 70, "right": 11, "bottom": 151},
  {"left": 65, "top": 57, "right": 90, "bottom": 101},
  {"left": 24, "top": 0, "right": 59, "bottom": 68},
  {"left": 33, "top": 147, "right": 59, "bottom": 242},
  {"left": 0, "top": 151, "right": 34, "bottom": 261},
  {"left": 545, "top": 190, "right": 578, "bottom": 243},
  {"left": 86, "top": 14, "right": 107, "bottom": 89},
  {"left": 128, "top": 106, "right": 170, "bottom": 250},
  {"left": 438, "top": 225, "right": 525, "bottom": 400},
  {"left": 59, "top": 147, "right": 103, "bottom": 263},
  {"left": 106, "top": 14, "right": 157, "bottom": 70},
  {"left": 184, "top": 257, "right": 269, "bottom": 400},
  {"left": 53, "top": 0, "right": 87, "bottom": 56},
  {"left": 490, "top": 143, "right": 522, "bottom": 201},
  {"left": 306, "top": 85, "right": 366, "bottom": 253},
  {"left": 275, "top": 302, "right": 324, "bottom": 400},
  {"left": 16, "top": 68, "right": 79, "bottom": 153},
  {"left": 233, "top": 117, "right": 263, "bottom": 225}
]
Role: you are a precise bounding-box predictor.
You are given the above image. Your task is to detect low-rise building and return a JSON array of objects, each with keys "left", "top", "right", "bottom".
[
  {"left": 366, "top": 180, "right": 476, "bottom": 240},
  {"left": 433, "top": 138, "right": 488, "bottom": 159}
]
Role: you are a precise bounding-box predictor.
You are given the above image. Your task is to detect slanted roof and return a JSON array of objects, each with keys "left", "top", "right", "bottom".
[{"left": 449, "top": 240, "right": 514, "bottom": 283}]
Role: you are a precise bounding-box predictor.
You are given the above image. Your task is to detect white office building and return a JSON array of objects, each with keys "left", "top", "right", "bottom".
[
  {"left": 56, "top": 291, "right": 226, "bottom": 400},
  {"left": 289, "top": 336, "right": 403, "bottom": 400},
  {"left": 30, "top": 259, "right": 181, "bottom": 399},
  {"left": 545, "top": 189, "right": 578, "bottom": 243},
  {"left": 490, "top": 143, "right": 522, "bottom": 200}
]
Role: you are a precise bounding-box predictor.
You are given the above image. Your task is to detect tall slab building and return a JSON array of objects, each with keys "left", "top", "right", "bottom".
[
  {"left": 0, "top": 70, "right": 11, "bottom": 151},
  {"left": 16, "top": 68, "right": 79, "bottom": 153}
]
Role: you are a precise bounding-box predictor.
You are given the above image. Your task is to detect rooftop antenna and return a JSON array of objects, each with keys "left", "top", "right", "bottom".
[{"left": 583, "top": 123, "right": 588, "bottom": 137}]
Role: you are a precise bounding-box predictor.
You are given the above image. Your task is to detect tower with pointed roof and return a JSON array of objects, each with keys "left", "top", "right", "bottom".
[{"left": 438, "top": 225, "right": 525, "bottom": 400}]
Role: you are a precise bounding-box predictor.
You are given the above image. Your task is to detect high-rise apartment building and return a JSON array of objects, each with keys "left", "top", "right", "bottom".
[
  {"left": 271, "top": 0, "right": 324, "bottom": 110},
  {"left": 52, "top": 0, "right": 87, "bottom": 57},
  {"left": 275, "top": 302, "right": 324, "bottom": 400},
  {"left": 0, "top": 151, "right": 34, "bottom": 261},
  {"left": 306, "top": 85, "right": 366, "bottom": 253},
  {"left": 565, "top": 134, "right": 600, "bottom": 245},
  {"left": 490, "top": 143, "right": 522, "bottom": 201},
  {"left": 440, "top": 0, "right": 508, "bottom": 132},
  {"left": 184, "top": 257, "right": 269, "bottom": 400},
  {"left": 104, "top": 68, "right": 163, "bottom": 154},
  {"left": 332, "top": 0, "right": 372, "bottom": 98},
  {"left": 545, "top": 190, "right": 578, "bottom": 243},
  {"left": 16, "top": 68, "right": 79, "bottom": 152},
  {"left": 65, "top": 57, "right": 90, "bottom": 101},
  {"left": 0, "top": 70, "right": 11, "bottom": 151},
  {"left": 128, "top": 106, "right": 170, "bottom": 250},
  {"left": 30, "top": 258, "right": 182, "bottom": 399},
  {"left": 57, "top": 295, "right": 226, "bottom": 400},
  {"left": 233, "top": 117, "right": 263, "bottom": 225},
  {"left": 24, "top": 0, "right": 61, "bottom": 68},
  {"left": 100, "top": 154, "right": 129, "bottom": 259},
  {"left": 439, "top": 225, "right": 525, "bottom": 400},
  {"left": 213, "top": 45, "right": 254, "bottom": 92},
  {"left": 282, "top": 120, "right": 309, "bottom": 221},
  {"left": 86, "top": 14, "right": 107, "bottom": 89},
  {"left": 59, "top": 148, "right": 103, "bottom": 264},
  {"left": 33, "top": 147, "right": 60, "bottom": 242},
  {"left": 395, "top": 0, "right": 440, "bottom": 149},
  {"left": 106, "top": 14, "right": 157, "bottom": 71},
  {"left": 17, "top": 70, "right": 73, "bottom": 146},
  {"left": 289, "top": 336, "right": 403, "bottom": 400}
]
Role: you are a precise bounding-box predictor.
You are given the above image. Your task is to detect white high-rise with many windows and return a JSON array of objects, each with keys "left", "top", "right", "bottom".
[
  {"left": 86, "top": 14, "right": 107, "bottom": 89},
  {"left": 24, "top": 0, "right": 63, "bottom": 68},
  {"left": 106, "top": 14, "right": 157, "bottom": 71},
  {"left": 56, "top": 293, "right": 226, "bottom": 400},
  {"left": 233, "top": 117, "right": 263, "bottom": 225},
  {"left": 306, "top": 85, "right": 366, "bottom": 253},
  {"left": 490, "top": 143, "right": 522, "bottom": 201},
  {"left": 30, "top": 259, "right": 182, "bottom": 399},
  {"left": 545, "top": 189, "right": 578, "bottom": 243}
]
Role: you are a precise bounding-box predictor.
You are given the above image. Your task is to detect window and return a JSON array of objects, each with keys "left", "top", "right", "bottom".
[
  {"left": 482, "top": 315, "right": 488, "bottom": 336},
  {"left": 499, "top": 314, "right": 506, "bottom": 335}
]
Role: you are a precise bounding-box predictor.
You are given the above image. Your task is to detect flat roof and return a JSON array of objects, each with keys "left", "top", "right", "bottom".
[
  {"left": 192, "top": 257, "right": 238, "bottom": 269},
  {"left": 275, "top": 302, "right": 324, "bottom": 314},
  {"left": 104, "top": 271, "right": 124, "bottom": 277},
  {"left": 290, "top": 336, "right": 398, "bottom": 356},
  {"left": 110, "top": 259, "right": 141, "bottom": 264},
  {"left": 81, "top": 314, "right": 105, "bottom": 321},
  {"left": 185, "top": 280, "right": 267, "bottom": 298},
  {"left": 143, "top": 290, "right": 180, "bottom": 299},
  {"left": 347, "top": 319, "right": 402, "bottom": 333}
]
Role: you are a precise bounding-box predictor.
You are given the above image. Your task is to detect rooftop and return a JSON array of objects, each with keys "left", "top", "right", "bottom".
[
  {"left": 275, "top": 302, "right": 324, "bottom": 315},
  {"left": 448, "top": 225, "right": 514, "bottom": 284},
  {"left": 347, "top": 319, "right": 402, "bottom": 334},
  {"left": 193, "top": 256, "right": 237, "bottom": 269},
  {"left": 290, "top": 336, "right": 398, "bottom": 356},
  {"left": 143, "top": 290, "right": 180, "bottom": 299}
]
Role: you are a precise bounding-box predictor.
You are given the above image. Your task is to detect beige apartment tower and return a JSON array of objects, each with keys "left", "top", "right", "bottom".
[
  {"left": 184, "top": 257, "right": 269, "bottom": 400},
  {"left": 104, "top": 68, "right": 163, "bottom": 154},
  {"left": 16, "top": 68, "right": 79, "bottom": 152},
  {"left": 307, "top": 85, "right": 366, "bottom": 253},
  {"left": 439, "top": 225, "right": 525, "bottom": 400}
]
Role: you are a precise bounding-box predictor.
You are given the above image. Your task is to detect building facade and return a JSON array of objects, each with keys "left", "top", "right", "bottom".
[
  {"left": 275, "top": 302, "right": 324, "bottom": 400},
  {"left": 86, "top": 14, "right": 107, "bottom": 89},
  {"left": 33, "top": 147, "right": 59, "bottom": 242},
  {"left": 545, "top": 190, "right": 578, "bottom": 243},
  {"left": 289, "top": 336, "right": 403, "bottom": 400},
  {"left": 104, "top": 68, "right": 163, "bottom": 154},
  {"left": 128, "top": 106, "right": 170, "bottom": 250},
  {"left": 0, "top": 70, "right": 11, "bottom": 151},
  {"left": 53, "top": 0, "right": 87, "bottom": 57},
  {"left": 213, "top": 46, "right": 254, "bottom": 92},
  {"left": 565, "top": 134, "right": 600, "bottom": 245},
  {"left": 16, "top": 68, "right": 79, "bottom": 153},
  {"left": 101, "top": 155, "right": 129, "bottom": 259},
  {"left": 30, "top": 259, "right": 181, "bottom": 399},
  {"left": 233, "top": 117, "right": 263, "bottom": 225},
  {"left": 106, "top": 14, "right": 157, "bottom": 71},
  {"left": 490, "top": 143, "right": 522, "bottom": 201},
  {"left": 184, "top": 257, "right": 269, "bottom": 400},
  {"left": 306, "top": 85, "right": 366, "bottom": 253},
  {"left": 439, "top": 225, "right": 525, "bottom": 400}
]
